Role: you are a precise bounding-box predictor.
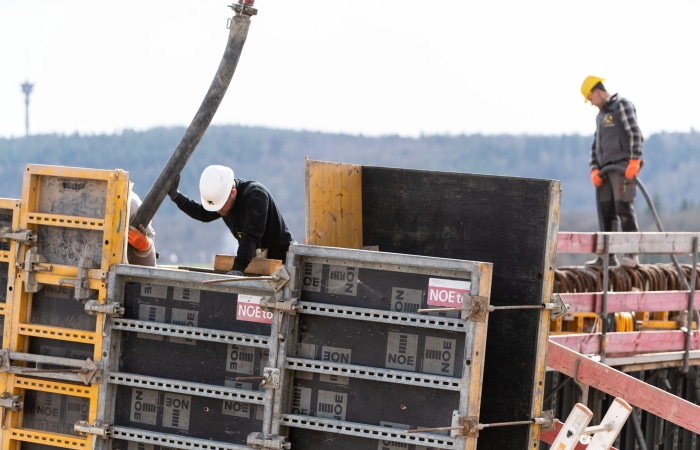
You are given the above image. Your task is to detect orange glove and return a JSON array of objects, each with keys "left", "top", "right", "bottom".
[
  {"left": 128, "top": 227, "right": 151, "bottom": 252},
  {"left": 590, "top": 168, "right": 603, "bottom": 187},
  {"left": 625, "top": 159, "right": 641, "bottom": 179}
]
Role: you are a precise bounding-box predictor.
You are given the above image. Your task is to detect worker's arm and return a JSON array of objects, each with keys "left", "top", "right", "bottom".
[
  {"left": 618, "top": 98, "right": 643, "bottom": 161},
  {"left": 171, "top": 191, "right": 221, "bottom": 222},
  {"left": 589, "top": 131, "right": 600, "bottom": 171},
  {"left": 231, "top": 189, "right": 269, "bottom": 272}
]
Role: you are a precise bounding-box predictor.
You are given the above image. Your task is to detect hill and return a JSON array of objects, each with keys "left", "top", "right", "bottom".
[{"left": 2, "top": 126, "right": 700, "bottom": 265}]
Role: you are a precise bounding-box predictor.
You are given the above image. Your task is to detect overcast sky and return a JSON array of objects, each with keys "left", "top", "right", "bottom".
[{"left": 1, "top": 0, "right": 699, "bottom": 139}]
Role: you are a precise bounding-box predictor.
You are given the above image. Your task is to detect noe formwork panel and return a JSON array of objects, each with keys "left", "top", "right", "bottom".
[
  {"left": 97, "top": 264, "right": 290, "bottom": 450},
  {"left": 275, "top": 244, "right": 493, "bottom": 450},
  {"left": 1, "top": 166, "right": 130, "bottom": 450}
]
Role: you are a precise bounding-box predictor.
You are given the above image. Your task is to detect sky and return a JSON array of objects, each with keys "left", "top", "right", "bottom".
[{"left": 2, "top": 0, "right": 699, "bottom": 139}]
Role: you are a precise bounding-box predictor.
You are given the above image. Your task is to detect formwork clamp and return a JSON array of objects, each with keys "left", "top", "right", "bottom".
[
  {"left": 246, "top": 432, "right": 290, "bottom": 449},
  {"left": 0, "top": 392, "right": 23, "bottom": 429},
  {"left": 0, "top": 227, "right": 35, "bottom": 245},
  {"left": 74, "top": 420, "right": 112, "bottom": 438},
  {"left": 21, "top": 247, "right": 50, "bottom": 293},
  {"left": 260, "top": 297, "right": 301, "bottom": 315},
  {"left": 84, "top": 299, "right": 125, "bottom": 317},
  {"left": 59, "top": 256, "right": 99, "bottom": 301}
]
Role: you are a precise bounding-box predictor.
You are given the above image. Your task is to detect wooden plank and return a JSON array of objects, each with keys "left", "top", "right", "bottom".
[
  {"left": 559, "top": 290, "right": 693, "bottom": 313},
  {"left": 539, "top": 420, "right": 618, "bottom": 450},
  {"left": 213, "top": 254, "right": 282, "bottom": 275},
  {"left": 304, "top": 158, "right": 363, "bottom": 248},
  {"left": 546, "top": 340, "right": 700, "bottom": 435},
  {"left": 550, "top": 330, "right": 700, "bottom": 357},
  {"left": 556, "top": 231, "right": 700, "bottom": 254}
]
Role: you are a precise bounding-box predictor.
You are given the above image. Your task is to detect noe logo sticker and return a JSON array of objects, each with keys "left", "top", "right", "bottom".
[
  {"left": 426, "top": 278, "right": 470, "bottom": 308},
  {"left": 236, "top": 294, "right": 273, "bottom": 324}
]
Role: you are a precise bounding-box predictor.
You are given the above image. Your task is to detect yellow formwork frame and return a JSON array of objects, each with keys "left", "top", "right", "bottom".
[
  {"left": 7, "top": 164, "right": 128, "bottom": 358},
  {"left": 1, "top": 198, "right": 21, "bottom": 448},
  {"left": 304, "top": 158, "right": 363, "bottom": 249},
  {"left": 1, "top": 374, "right": 97, "bottom": 450},
  {"left": 1, "top": 198, "right": 21, "bottom": 349},
  {"left": 2, "top": 165, "right": 128, "bottom": 450}
]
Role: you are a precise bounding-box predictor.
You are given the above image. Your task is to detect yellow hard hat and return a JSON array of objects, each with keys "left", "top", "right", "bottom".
[{"left": 580, "top": 75, "right": 605, "bottom": 102}]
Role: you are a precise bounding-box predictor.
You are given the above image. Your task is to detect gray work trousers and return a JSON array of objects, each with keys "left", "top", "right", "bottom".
[{"left": 596, "top": 170, "right": 639, "bottom": 233}]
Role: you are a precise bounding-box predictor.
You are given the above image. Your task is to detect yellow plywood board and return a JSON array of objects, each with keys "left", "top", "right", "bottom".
[
  {"left": 304, "top": 158, "right": 363, "bottom": 248},
  {"left": 214, "top": 254, "right": 282, "bottom": 275}
]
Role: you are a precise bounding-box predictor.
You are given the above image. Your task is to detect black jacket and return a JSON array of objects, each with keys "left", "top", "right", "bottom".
[{"left": 173, "top": 179, "right": 294, "bottom": 271}]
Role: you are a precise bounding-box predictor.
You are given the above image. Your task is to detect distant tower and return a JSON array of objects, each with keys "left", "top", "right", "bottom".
[{"left": 21, "top": 81, "right": 34, "bottom": 137}]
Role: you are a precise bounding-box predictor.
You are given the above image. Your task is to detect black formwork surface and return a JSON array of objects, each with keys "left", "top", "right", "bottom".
[
  {"left": 26, "top": 286, "right": 97, "bottom": 360},
  {"left": 110, "top": 278, "right": 274, "bottom": 447},
  {"left": 361, "top": 167, "right": 558, "bottom": 449},
  {"left": 282, "top": 247, "right": 488, "bottom": 449}
]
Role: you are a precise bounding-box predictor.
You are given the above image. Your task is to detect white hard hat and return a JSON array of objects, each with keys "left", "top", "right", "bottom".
[{"left": 199, "top": 165, "right": 235, "bottom": 211}]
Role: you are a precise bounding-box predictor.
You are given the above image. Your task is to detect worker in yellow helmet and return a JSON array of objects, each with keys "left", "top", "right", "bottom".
[{"left": 580, "top": 76, "right": 643, "bottom": 268}]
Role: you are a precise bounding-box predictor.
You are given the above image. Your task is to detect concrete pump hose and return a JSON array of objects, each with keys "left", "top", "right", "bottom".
[{"left": 131, "top": 7, "right": 254, "bottom": 230}]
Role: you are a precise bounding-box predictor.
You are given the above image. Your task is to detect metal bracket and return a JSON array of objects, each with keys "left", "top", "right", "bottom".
[
  {"left": 0, "top": 227, "right": 35, "bottom": 246},
  {"left": 259, "top": 297, "right": 301, "bottom": 315},
  {"left": 60, "top": 256, "right": 99, "bottom": 301},
  {"left": 0, "top": 392, "right": 23, "bottom": 430},
  {"left": 246, "top": 432, "right": 290, "bottom": 449},
  {"left": 260, "top": 367, "right": 281, "bottom": 389},
  {"left": 0, "top": 393, "right": 23, "bottom": 412},
  {"left": 548, "top": 294, "right": 570, "bottom": 321},
  {"left": 540, "top": 409, "right": 556, "bottom": 431},
  {"left": 74, "top": 420, "right": 112, "bottom": 438},
  {"left": 22, "top": 247, "right": 50, "bottom": 293},
  {"left": 0, "top": 349, "right": 11, "bottom": 373},
  {"left": 462, "top": 295, "right": 491, "bottom": 322},
  {"left": 84, "top": 299, "right": 124, "bottom": 317}
]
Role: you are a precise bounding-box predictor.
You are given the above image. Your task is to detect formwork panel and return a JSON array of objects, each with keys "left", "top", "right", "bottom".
[
  {"left": 279, "top": 244, "right": 493, "bottom": 450},
  {"left": 102, "top": 265, "right": 288, "bottom": 450},
  {"left": 359, "top": 167, "right": 560, "bottom": 450}
]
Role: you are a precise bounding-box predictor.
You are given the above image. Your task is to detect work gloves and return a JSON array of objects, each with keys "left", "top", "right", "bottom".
[
  {"left": 625, "top": 159, "right": 641, "bottom": 179},
  {"left": 128, "top": 226, "right": 151, "bottom": 252},
  {"left": 590, "top": 168, "right": 603, "bottom": 187},
  {"left": 168, "top": 175, "right": 180, "bottom": 200}
]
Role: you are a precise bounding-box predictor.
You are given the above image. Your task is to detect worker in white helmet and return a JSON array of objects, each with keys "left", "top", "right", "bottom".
[
  {"left": 580, "top": 76, "right": 643, "bottom": 268},
  {"left": 167, "top": 165, "right": 294, "bottom": 275}
]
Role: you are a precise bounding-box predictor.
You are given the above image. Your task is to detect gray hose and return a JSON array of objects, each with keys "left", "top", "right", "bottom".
[{"left": 131, "top": 4, "right": 256, "bottom": 230}]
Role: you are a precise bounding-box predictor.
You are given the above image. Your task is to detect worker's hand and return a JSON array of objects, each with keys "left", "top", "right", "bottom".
[
  {"left": 625, "top": 159, "right": 641, "bottom": 179},
  {"left": 168, "top": 175, "right": 180, "bottom": 200},
  {"left": 227, "top": 270, "right": 244, "bottom": 276},
  {"left": 590, "top": 168, "right": 603, "bottom": 187},
  {"left": 128, "top": 227, "right": 151, "bottom": 252}
]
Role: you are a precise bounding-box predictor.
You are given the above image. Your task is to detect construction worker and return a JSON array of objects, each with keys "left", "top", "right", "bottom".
[
  {"left": 168, "top": 165, "right": 294, "bottom": 275},
  {"left": 580, "top": 75, "right": 643, "bottom": 268}
]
